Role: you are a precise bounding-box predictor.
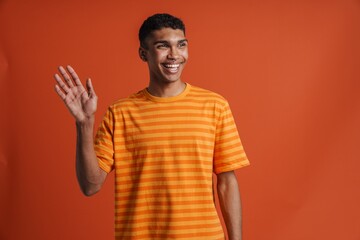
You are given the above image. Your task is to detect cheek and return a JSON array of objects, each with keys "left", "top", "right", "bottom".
[
  {"left": 148, "top": 53, "right": 163, "bottom": 65},
  {"left": 159, "top": 51, "right": 169, "bottom": 60},
  {"left": 181, "top": 50, "right": 189, "bottom": 60},
  {"left": 153, "top": 49, "right": 167, "bottom": 56}
]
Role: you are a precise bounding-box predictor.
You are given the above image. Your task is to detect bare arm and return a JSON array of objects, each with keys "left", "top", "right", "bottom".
[
  {"left": 217, "top": 170, "right": 242, "bottom": 240},
  {"left": 54, "top": 65, "right": 106, "bottom": 196},
  {"left": 75, "top": 116, "right": 107, "bottom": 196}
]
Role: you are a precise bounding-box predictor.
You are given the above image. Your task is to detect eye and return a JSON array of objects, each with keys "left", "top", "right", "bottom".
[
  {"left": 178, "top": 42, "right": 187, "bottom": 48},
  {"left": 156, "top": 44, "right": 169, "bottom": 49}
]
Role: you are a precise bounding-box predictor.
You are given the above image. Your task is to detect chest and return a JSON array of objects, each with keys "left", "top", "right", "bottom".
[{"left": 125, "top": 105, "right": 217, "bottom": 146}]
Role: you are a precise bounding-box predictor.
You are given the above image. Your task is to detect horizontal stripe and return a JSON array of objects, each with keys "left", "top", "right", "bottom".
[
  {"left": 214, "top": 160, "right": 250, "bottom": 174},
  {"left": 122, "top": 127, "right": 216, "bottom": 137},
  {"left": 98, "top": 160, "right": 112, "bottom": 173},
  {"left": 114, "top": 204, "right": 218, "bottom": 215},
  {"left": 215, "top": 156, "right": 249, "bottom": 168},
  {"left": 114, "top": 120, "right": 216, "bottom": 130},
  {"left": 115, "top": 191, "right": 213, "bottom": 202},
  {"left": 116, "top": 123, "right": 217, "bottom": 132},
  {"left": 114, "top": 207, "right": 218, "bottom": 219},
  {"left": 115, "top": 191, "right": 213, "bottom": 205},
  {"left": 114, "top": 224, "right": 223, "bottom": 237},
  {"left": 115, "top": 228, "right": 224, "bottom": 239},
  {"left": 215, "top": 134, "right": 241, "bottom": 145},
  {"left": 114, "top": 179, "right": 212, "bottom": 191},
  {"left": 115, "top": 167, "right": 213, "bottom": 177},
  {"left": 114, "top": 179, "right": 212, "bottom": 190},
  {"left": 115, "top": 135, "right": 215, "bottom": 144},
  {"left": 115, "top": 223, "right": 221, "bottom": 233},
  {"left": 118, "top": 151, "right": 214, "bottom": 161},
  {"left": 95, "top": 84, "right": 248, "bottom": 239},
  {"left": 114, "top": 187, "right": 214, "bottom": 199},
  {"left": 215, "top": 142, "right": 244, "bottom": 151},
  {"left": 94, "top": 138, "right": 113, "bottom": 149},
  {"left": 114, "top": 201, "right": 216, "bottom": 213},
  {"left": 115, "top": 183, "right": 211, "bottom": 193},
  {"left": 117, "top": 117, "right": 217, "bottom": 127},
  {"left": 221, "top": 116, "right": 235, "bottom": 124},
  {"left": 113, "top": 94, "right": 225, "bottom": 105},
  {"left": 215, "top": 148, "right": 246, "bottom": 159},
  {"left": 115, "top": 166, "right": 212, "bottom": 176},
  {"left": 116, "top": 112, "right": 219, "bottom": 121},
  {"left": 216, "top": 125, "right": 239, "bottom": 136},
  {"left": 115, "top": 215, "right": 219, "bottom": 226},
  {"left": 113, "top": 105, "right": 223, "bottom": 114},
  {"left": 119, "top": 156, "right": 213, "bottom": 172},
  {"left": 117, "top": 175, "right": 212, "bottom": 185},
  {"left": 113, "top": 141, "right": 215, "bottom": 150},
  {"left": 113, "top": 98, "right": 226, "bottom": 109},
  {"left": 116, "top": 199, "right": 214, "bottom": 212},
  {"left": 115, "top": 132, "right": 215, "bottom": 141}
]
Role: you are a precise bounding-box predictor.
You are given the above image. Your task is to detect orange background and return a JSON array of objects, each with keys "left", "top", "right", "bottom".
[{"left": 1, "top": 0, "right": 359, "bottom": 239}]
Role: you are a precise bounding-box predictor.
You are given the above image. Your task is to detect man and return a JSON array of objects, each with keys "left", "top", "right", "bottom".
[{"left": 54, "top": 13, "right": 249, "bottom": 240}]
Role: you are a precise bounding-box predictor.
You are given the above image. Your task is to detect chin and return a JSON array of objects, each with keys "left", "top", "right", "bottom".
[
  {"left": 150, "top": 68, "right": 184, "bottom": 84},
  {"left": 165, "top": 76, "right": 182, "bottom": 83},
  {"left": 160, "top": 73, "right": 183, "bottom": 83}
]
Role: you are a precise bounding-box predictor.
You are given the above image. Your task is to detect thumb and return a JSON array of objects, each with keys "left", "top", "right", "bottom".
[{"left": 86, "top": 78, "right": 97, "bottom": 97}]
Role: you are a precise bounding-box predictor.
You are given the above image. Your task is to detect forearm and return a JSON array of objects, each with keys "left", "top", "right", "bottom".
[
  {"left": 217, "top": 171, "right": 242, "bottom": 240},
  {"left": 76, "top": 117, "right": 106, "bottom": 196}
]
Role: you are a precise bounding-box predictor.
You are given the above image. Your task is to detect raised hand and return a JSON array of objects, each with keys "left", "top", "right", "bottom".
[{"left": 54, "top": 65, "right": 97, "bottom": 122}]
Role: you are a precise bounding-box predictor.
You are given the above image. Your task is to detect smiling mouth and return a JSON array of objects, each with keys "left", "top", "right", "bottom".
[{"left": 162, "top": 63, "right": 180, "bottom": 73}]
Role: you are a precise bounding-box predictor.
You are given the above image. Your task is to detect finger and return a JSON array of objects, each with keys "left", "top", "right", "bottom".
[
  {"left": 58, "top": 66, "right": 75, "bottom": 88},
  {"left": 86, "top": 78, "right": 97, "bottom": 97},
  {"left": 66, "top": 65, "right": 83, "bottom": 87},
  {"left": 54, "top": 73, "right": 70, "bottom": 94},
  {"left": 54, "top": 85, "right": 66, "bottom": 100}
]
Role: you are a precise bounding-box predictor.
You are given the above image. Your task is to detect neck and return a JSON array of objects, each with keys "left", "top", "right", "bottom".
[{"left": 147, "top": 80, "right": 186, "bottom": 98}]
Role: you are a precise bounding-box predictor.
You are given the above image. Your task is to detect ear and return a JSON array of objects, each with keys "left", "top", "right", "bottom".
[{"left": 138, "top": 47, "right": 147, "bottom": 62}]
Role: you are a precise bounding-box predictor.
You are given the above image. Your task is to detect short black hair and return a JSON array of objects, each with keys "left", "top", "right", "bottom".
[{"left": 139, "top": 13, "right": 186, "bottom": 48}]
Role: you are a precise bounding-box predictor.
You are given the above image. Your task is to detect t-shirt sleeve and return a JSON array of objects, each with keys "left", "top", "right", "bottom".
[
  {"left": 213, "top": 101, "right": 250, "bottom": 174},
  {"left": 94, "top": 107, "right": 115, "bottom": 173}
]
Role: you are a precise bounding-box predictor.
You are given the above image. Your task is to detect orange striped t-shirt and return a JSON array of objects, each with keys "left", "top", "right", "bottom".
[{"left": 94, "top": 83, "right": 249, "bottom": 239}]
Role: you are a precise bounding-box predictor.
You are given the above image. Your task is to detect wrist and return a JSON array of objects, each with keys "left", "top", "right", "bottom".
[{"left": 76, "top": 116, "right": 95, "bottom": 128}]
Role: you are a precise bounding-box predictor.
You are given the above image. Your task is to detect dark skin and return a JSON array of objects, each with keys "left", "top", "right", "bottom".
[
  {"left": 139, "top": 28, "right": 188, "bottom": 97},
  {"left": 217, "top": 170, "right": 243, "bottom": 240},
  {"left": 54, "top": 27, "right": 243, "bottom": 240},
  {"left": 54, "top": 66, "right": 106, "bottom": 196}
]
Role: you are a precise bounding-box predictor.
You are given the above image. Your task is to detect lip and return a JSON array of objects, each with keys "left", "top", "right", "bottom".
[
  {"left": 161, "top": 63, "right": 181, "bottom": 74},
  {"left": 162, "top": 63, "right": 181, "bottom": 67}
]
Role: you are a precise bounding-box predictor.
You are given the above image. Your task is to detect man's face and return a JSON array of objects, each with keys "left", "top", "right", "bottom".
[{"left": 140, "top": 28, "right": 188, "bottom": 84}]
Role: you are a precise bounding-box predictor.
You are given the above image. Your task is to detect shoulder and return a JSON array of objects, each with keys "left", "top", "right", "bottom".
[
  {"left": 188, "top": 84, "right": 229, "bottom": 106},
  {"left": 108, "top": 89, "right": 146, "bottom": 110}
]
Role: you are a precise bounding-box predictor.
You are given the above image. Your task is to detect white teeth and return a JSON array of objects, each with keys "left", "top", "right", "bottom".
[{"left": 164, "top": 64, "right": 180, "bottom": 68}]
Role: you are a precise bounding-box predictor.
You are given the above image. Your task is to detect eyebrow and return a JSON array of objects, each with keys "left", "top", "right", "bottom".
[{"left": 153, "top": 39, "right": 188, "bottom": 45}]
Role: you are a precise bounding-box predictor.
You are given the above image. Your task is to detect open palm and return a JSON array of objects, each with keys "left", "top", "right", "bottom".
[{"left": 54, "top": 65, "right": 97, "bottom": 122}]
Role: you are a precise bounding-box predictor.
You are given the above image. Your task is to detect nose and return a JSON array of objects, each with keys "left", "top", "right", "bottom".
[{"left": 167, "top": 46, "right": 179, "bottom": 60}]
